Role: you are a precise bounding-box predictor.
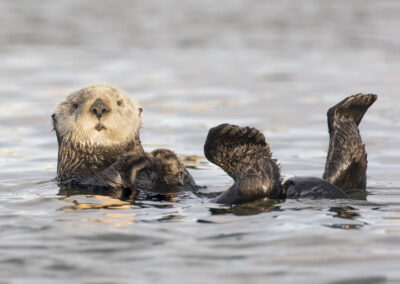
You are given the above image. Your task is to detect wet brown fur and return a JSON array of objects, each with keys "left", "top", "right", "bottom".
[
  {"left": 53, "top": 84, "right": 194, "bottom": 192},
  {"left": 323, "top": 94, "right": 377, "bottom": 193},
  {"left": 204, "top": 94, "right": 377, "bottom": 204},
  {"left": 204, "top": 124, "right": 283, "bottom": 204}
]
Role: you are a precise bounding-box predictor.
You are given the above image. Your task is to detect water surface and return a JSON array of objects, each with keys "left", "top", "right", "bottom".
[{"left": 1, "top": 1, "right": 400, "bottom": 283}]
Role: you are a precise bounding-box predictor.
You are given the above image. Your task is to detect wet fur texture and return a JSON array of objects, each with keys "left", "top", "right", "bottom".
[
  {"left": 54, "top": 86, "right": 376, "bottom": 205},
  {"left": 53, "top": 83, "right": 194, "bottom": 191},
  {"left": 204, "top": 94, "right": 377, "bottom": 204},
  {"left": 323, "top": 94, "right": 377, "bottom": 193},
  {"left": 204, "top": 124, "right": 283, "bottom": 204}
]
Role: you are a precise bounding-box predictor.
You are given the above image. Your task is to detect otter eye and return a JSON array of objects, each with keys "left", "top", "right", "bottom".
[
  {"left": 117, "top": 99, "right": 124, "bottom": 107},
  {"left": 73, "top": 103, "right": 79, "bottom": 109}
]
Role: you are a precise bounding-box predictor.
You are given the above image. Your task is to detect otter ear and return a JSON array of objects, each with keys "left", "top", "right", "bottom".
[
  {"left": 51, "top": 113, "right": 62, "bottom": 145},
  {"left": 51, "top": 114, "right": 57, "bottom": 129},
  {"left": 138, "top": 108, "right": 143, "bottom": 115}
]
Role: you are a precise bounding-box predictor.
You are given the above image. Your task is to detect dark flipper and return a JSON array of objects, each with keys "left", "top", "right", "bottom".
[
  {"left": 204, "top": 124, "right": 282, "bottom": 204},
  {"left": 284, "top": 177, "right": 348, "bottom": 199},
  {"left": 323, "top": 94, "right": 377, "bottom": 193}
]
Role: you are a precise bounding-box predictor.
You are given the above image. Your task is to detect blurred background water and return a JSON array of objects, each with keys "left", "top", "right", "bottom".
[{"left": 0, "top": 0, "right": 400, "bottom": 283}]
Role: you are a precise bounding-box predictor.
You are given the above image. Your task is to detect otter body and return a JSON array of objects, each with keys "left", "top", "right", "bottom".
[
  {"left": 53, "top": 84, "right": 194, "bottom": 195},
  {"left": 54, "top": 86, "right": 376, "bottom": 205}
]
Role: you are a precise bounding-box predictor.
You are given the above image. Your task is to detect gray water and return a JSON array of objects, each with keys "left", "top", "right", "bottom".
[{"left": 1, "top": 1, "right": 400, "bottom": 283}]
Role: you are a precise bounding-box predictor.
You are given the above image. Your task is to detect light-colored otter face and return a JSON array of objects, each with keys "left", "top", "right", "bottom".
[{"left": 53, "top": 83, "right": 142, "bottom": 147}]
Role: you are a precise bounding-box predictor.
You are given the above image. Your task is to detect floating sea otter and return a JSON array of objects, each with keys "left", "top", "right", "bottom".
[
  {"left": 52, "top": 84, "right": 376, "bottom": 204},
  {"left": 52, "top": 84, "right": 195, "bottom": 200}
]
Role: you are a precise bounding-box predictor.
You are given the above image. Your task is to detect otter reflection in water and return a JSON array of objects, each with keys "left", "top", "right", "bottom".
[{"left": 53, "top": 84, "right": 376, "bottom": 205}]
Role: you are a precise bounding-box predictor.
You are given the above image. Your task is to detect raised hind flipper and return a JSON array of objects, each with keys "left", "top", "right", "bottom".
[
  {"left": 204, "top": 124, "right": 283, "bottom": 204},
  {"left": 323, "top": 94, "right": 377, "bottom": 193}
]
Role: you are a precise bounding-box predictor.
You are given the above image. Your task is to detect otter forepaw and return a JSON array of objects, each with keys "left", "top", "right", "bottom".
[
  {"left": 150, "top": 149, "right": 193, "bottom": 185},
  {"left": 151, "top": 149, "right": 183, "bottom": 175},
  {"left": 113, "top": 153, "right": 153, "bottom": 185}
]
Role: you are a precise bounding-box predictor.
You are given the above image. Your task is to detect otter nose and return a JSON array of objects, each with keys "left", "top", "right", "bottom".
[{"left": 90, "top": 99, "right": 110, "bottom": 119}]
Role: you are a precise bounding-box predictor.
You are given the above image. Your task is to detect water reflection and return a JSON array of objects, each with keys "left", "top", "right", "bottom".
[
  {"left": 210, "top": 198, "right": 283, "bottom": 216},
  {"left": 58, "top": 184, "right": 138, "bottom": 203},
  {"left": 347, "top": 191, "right": 368, "bottom": 200},
  {"left": 58, "top": 183, "right": 181, "bottom": 210},
  {"left": 60, "top": 195, "right": 132, "bottom": 211},
  {"left": 156, "top": 214, "right": 184, "bottom": 222},
  {"left": 57, "top": 181, "right": 382, "bottom": 233},
  {"left": 329, "top": 206, "right": 360, "bottom": 219},
  {"left": 58, "top": 182, "right": 366, "bottom": 226},
  {"left": 326, "top": 206, "right": 364, "bottom": 230},
  {"left": 325, "top": 224, "right": 364, "bottom": 230}
]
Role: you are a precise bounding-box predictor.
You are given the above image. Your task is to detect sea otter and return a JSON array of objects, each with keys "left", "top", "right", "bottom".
[
  {"left": 52, "top": 83, "right": 195, "bottom": 198},
  {"left": 204, "top": 94, "right": 377, "bottom": 204},
  {"left": 53, "top": 85, "right": 376, "bottom": 205}
]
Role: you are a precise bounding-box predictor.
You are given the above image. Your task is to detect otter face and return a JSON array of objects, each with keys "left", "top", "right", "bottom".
[{"left": 53, "top": 84, "right": 142, "bottom": 147}]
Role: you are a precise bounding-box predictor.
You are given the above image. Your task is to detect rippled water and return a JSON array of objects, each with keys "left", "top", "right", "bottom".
[{"left": 1, "top": 1, "right": 400, "bottom": 283}]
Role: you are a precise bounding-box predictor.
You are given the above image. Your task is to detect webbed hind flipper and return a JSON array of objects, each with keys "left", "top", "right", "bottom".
[
  {"left": 204, "top": 124, "right": 282, "bottom": 204},
  {"left": 327, "top": 93, "right": 377, "bottom": 136},
  {"left": 323, "top": 94, "right": 377, "bottom": 193}
]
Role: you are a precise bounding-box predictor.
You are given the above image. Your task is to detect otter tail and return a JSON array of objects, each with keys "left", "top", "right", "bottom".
[
  {"left": 323, "top": 94, "right": 377, "bottom": 193},
  {"left": 204, "top": 124, "right": 282, "bottom": 204}
]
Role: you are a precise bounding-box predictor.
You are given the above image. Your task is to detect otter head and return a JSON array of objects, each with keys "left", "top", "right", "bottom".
[{"left": 52, "top": 83, "right": 142, "bottom": 148}]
